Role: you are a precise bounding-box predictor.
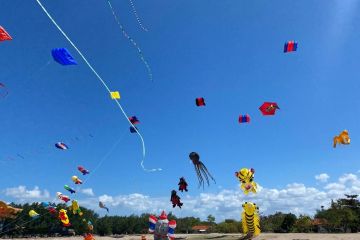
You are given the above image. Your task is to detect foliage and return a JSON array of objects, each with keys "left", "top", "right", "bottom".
[{"left": 2, "top": 194, "right": 360, "bottom": 236}]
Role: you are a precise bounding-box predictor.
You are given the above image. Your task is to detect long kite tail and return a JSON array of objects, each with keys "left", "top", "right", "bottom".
[
  {"left": 128, "top": 0, "right": 148, "bottom": 32},
  {"left": 35, "top": 0, "right": 161, "bottom": 172},
  {"left": 201, "top": 162, "right": 216, "bottom": 184},
  {"left": 107, "top": 0, "right": 153, "bottom": 82}
]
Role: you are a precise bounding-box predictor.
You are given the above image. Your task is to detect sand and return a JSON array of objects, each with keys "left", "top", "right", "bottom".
[{"left": 2, "top": 233, "right": 360, "bottom": 240}]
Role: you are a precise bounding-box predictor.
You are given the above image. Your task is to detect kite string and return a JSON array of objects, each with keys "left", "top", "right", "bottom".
[
  {"left": 107, "top": 0, "right": 153, "bottom": 82},
  {"left": 128, "top": 0, "right": 148, "bottom": 32},
  {"left": 35, "top": 0, "right": 161, "bottom": 172},
  {"left": 0, "top": 210, "right": 52, "bottom": 236}
]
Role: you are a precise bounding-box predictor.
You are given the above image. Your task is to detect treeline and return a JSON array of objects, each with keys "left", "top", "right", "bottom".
[{"left": 1, "top": 194, "right": 360, "bottom": 237}]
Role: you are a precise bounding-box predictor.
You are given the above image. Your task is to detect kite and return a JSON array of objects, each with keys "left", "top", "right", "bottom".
[
  {"left": 87, "top": 220, "right": 94, "bottom": 231},
  {"left": 129, "top": 116, "right": 140, "bottom": 125},
  {"left": 84, "top": 233, "right": 95, "bottom": 240},
  {"left": 130, "top": 126, "right": 138, "bottom": 133},
  {"left": 259, "top": 102, "right": 280, "bottom": 116},
  {"left": 189, "top": 152, "right": 216, "bottom": 188},
  {"left": 64, "top": 185, "right": 76, "bottom": 194},
  {"left": 57, "top": 192, "right": 70, "bottom": 203},
  {"left": 72, "top": 176, "right": 83, "bottom": 184},
  {"left": 129, "top": 0, "right": 148, "bottom": 32},
  {"left": 178, "top": 177, "right": 188, "bottom": 192},
  {"left": 333, "top": 130, "right": 350, "bottom": 148},
  {"left": 149, "top": 211, "right": 176, "bottom": 239},
  {"left": 52, "top": 48, "right": 77, "bottom": 65},
  {"left": 107, "top": 0, "right": 153, "bottom": 81},
  {"left": 241, "top": 202, "right": 261, "bottom": 239},
  {"left": 29, "top": 210, "right": 39, "bottom": 219},
  {"left": 239, "top": 114, "right": 250, "bottom": 123},
  {"left": 195, "top": 97, "right": 205, "bottom": 107},
  {"left": 110, "top": 91, "right": 120, "bottom": 99},
  {"left": 170, "top": 190, "right": 183, "bottom": 209},
  {"left": 59, "top": 209, "right": 71, "bottom": 227},
  {"left": 0, "top": 26, "right": 12, "bottom": 42},
  {"left": 55, "top": 142, "right": 69, "bottom": 150},
  {"left": 99, "top": 201, "right": 109, "bottom": 212},
  {"left": 0, "top": 83, "right": 9, "bottom": 98},
  {"left": 78, "top": 166, "right": 90, "bottom": 175},
  {"left": 36, "top": 0, "right": 161, "bottom": 173},
  {"left": 284, "top": 40, "right": 298, "bottom": 53},
  {"left": 69, "top": 200, "right": 83, "bottom": 216},
  {"left": 235, "top": 168, "right": 258, "bottom": 195},
  {"left": 41, "top": 202, "right": 57, "bottom": 215},
  {"left": 0, "top": 201, "right": 22, "bottom": 219}
]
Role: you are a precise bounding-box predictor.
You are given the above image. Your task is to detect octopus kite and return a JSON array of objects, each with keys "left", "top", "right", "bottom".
[
  {"left": 333, "top": 130, "right": 350, "bottom": 148},
  {"left": 189, "top": 152, "right": 215, "bottom": 188}
]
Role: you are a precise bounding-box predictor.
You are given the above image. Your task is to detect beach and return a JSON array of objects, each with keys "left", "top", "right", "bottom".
[{"left": 3, "top": 234, "right": 360, "bottom": 240}]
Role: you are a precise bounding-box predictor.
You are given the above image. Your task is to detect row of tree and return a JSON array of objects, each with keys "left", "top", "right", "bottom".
[{"left": 1, "top": 194, "right": 360, "bottom": 236}]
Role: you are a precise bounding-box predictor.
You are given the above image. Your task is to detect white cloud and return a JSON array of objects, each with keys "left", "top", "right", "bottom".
[
  {"left": 315, "top": 173, "right": 330, "bottom": 183},
  {"left": 4, "top": 186, "right": 50, "bottom": 201},
  {"left": 77, "top": 172, "right": 360, "bottom": 222},
  {"left": 81, "top": 188, "right": 94, "bottom": 196},
  {"left": 5, "top": 172, "right": 360, "bottom": 222}
]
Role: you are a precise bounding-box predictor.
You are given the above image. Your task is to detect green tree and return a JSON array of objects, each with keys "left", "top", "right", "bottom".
[
  {"left": 294, "top": 215, "right": 312, "bottom": 233},
  {"left": 281, "top": 213, "right": 297, "bottom": 232}
]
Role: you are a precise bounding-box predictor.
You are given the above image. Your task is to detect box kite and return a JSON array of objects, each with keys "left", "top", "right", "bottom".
[
  {"left": 195, "top": 97, "right": 205, "bottom": 107},
  {"left": 52, "top": 48, "right": 77, "bottom": 65},
  {"left": 239, "top": 114, "right": 250, "bottom": 123},
  {"left": 0, "top": 26, "right": 12, "bottom": 42},
  {"left": 284, "top": 41, "right": 298, "bottom": 53}
]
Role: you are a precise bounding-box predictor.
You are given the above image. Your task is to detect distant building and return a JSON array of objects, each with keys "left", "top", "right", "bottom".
[
  {"left": 192, "top": 225, "right": 210, "bottom": 233},
  {"left": 312, "top": 218, "right": 328, "bottom": 233}
]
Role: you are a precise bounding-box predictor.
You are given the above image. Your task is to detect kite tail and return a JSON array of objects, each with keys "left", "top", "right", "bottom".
[
  {"left": 201, "top": 162, "right": 216, "bottom": 184},
  {"left": 107, "top": 0, "right": 153, "bottom": 82},
  {"left": 35, "top": 0, "right": 161, "bottom": 172},
  {"left": 128, "top": 0, "right": 148, "bottom": 32}
]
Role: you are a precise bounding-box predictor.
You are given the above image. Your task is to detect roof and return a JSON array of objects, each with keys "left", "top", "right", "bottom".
[
  {"left": 312, "top": 218, "right": 328, "bottom": 226},
  {"left": 192, "top": 225, "right": 210, "bottom": 231}
]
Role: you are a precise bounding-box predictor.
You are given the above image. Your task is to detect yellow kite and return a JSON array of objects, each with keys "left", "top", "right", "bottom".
[{"left": 110, "top": 91, "right": 120, "bottom": 99}]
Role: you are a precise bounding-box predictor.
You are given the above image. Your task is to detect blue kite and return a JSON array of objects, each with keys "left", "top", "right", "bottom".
[{"left": 52, "top": 48, "right": 77, "bottom": 65}]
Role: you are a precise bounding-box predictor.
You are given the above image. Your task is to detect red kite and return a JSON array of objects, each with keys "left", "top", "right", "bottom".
[
  {"left": 259, "top": 102, "right": 279, "bottom": 116},
  {"left": 195, "top": 98, "right": 205, "bottom": 106},
  {"left": 0, "top": 26, "right": 12, "bottom": 42}
]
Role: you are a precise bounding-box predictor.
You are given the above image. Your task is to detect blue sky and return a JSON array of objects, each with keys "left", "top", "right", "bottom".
[{"left": 1, "top": 0, "right": 360, "bottom": 221}]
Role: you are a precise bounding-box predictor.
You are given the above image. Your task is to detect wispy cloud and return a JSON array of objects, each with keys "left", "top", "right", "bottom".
[{"left": 81, "top": 188, "right": 95, "bottom": 196}]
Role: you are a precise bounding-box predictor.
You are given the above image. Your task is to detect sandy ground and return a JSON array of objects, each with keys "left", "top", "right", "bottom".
[{"left": 3, "top": 234, "right": 360, "bottom": 240}]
